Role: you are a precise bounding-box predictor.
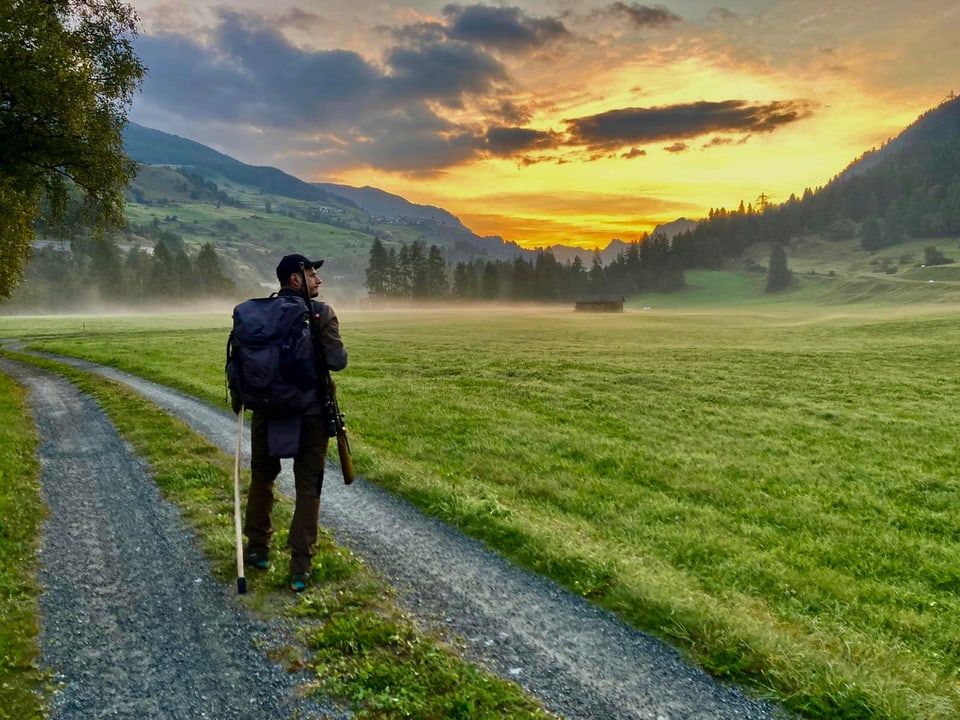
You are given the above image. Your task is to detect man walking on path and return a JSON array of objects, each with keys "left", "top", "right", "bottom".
[{"left": 243, "top": 254, "right": 348, "bottom": 592}]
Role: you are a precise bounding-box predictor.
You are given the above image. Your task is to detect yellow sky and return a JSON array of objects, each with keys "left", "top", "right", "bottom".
[{"left": 130, "top": 0, "right": 958, "bottom": 250}]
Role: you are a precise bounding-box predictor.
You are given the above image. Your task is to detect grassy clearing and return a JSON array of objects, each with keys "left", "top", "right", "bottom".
[
  {"left": 0, "top": 352, "right": 552, "bottom": 720},
  {"left": 0, "top": 371, "right": 46, "bottom": 720},
  {"left": 2, "top": 297, "right": 960, "bottom": 718}
]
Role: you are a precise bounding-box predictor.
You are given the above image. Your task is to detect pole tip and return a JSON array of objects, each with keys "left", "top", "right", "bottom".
[{"left": 237, "top": 577, "right": 247, "bottom": 594}]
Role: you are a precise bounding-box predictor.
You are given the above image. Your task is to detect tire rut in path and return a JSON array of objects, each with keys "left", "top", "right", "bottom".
[{"left": 9, "top": 350, "right": 789, "bottom": 720}]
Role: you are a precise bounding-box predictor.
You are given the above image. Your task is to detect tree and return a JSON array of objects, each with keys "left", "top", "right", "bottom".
[
  {"left": 425, "top": 244, "right": 448, "bottom": 298},
  {"left": 0, "top": 0, "right": 145, "bottom": 298},
  {"left": 195, "top": 243, "right": 233, "bottom": 294},
  {"left": 861, "top": 217, "right": 883, "bottom": 252},
  {"left": 766, "top": 243, "right": 792, "bottom": 293},
  {"left": 481, "top": 261, "right": 500, "bottom": 299},
  {"left": 365, "top": 237, "right": 389, "bottom": 296}
]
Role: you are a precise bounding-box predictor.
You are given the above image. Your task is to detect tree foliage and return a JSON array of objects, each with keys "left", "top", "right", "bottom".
[
  {"left": 8, "top": 237, "right": 235, "bottom": 310},
  {"left": 0, "top": 0, "right": 145, "bottom": 297},
  {"left": 765, "top": 243, "right": 792, "bottom": 293},
  {"left": 366, "top": 235, "right": 685, "bottom": 303}
]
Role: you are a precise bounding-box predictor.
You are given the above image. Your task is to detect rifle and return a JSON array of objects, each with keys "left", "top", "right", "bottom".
[{"left": 299, "top": 264, "right": 356, "bottom": 485}]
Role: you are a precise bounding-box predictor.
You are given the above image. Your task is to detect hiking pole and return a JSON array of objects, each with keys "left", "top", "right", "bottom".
[{"left": 233, "top": 406, "right": 247, "bottom": 594}]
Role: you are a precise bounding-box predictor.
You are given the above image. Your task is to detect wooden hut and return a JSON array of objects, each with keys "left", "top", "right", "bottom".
[{"left": 574, "top": 296, "right": 624, "bottom": 312}]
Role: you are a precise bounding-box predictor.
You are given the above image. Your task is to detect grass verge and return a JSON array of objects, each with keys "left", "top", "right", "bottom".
[
  {"left": 1, "top": 351, "right": 553, "bottom": 720},
  {"left": 0, "top": 369, "right": 47, "bottom": 720}
]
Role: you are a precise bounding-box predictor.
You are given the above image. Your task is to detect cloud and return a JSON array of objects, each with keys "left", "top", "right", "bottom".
[
  {"left": 350, "top": 106, "right": 481, "bottom": 175},
  {"left": 621, "top": 147, "right": 647, "bottom": 159},
  {"left": 273, "top": 8, "right": 324, "bottom": 31},
  {"left": 663, "top": 142, "right": 688, "bottom": 153},
  {"left": 442, "top": 3, "right": 571, "bottom": 52},
  {"left": 605, "top": 3, "right": 682, "bottom": 28},
  {"left": 135, "top": 12, "right": 386, "bottom": 129},
  {"left": 706, "top": 7, "right": 739, "bottom": 23},
  {"left": 564, "top": 100, "right": 813, "bottom": 150},
  {"left": 702, "top": 136, "right": 734, "bottom": 148},
  {"left": 483, "top": 126, "right": 560, "bottom": 156},
  {"left": 383, "top": 41, "right": 509, "bottom": 108},
  {"left": 134, "top": 10, "right": 520, "bottom": 173}
]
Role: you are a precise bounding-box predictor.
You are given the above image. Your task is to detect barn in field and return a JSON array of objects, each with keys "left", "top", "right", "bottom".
[{"left": 574, "top": 296, "right": 625, "bottom": 312}]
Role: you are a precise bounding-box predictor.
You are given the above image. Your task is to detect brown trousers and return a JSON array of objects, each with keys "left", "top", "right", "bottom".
[{"left": 243, "top": 413, "right": 328, "bottom": 575}]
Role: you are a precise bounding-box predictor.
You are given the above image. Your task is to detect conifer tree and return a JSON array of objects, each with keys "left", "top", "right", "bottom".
[{"left": 765, "top": 243, "right": 792, "bottom": 293}]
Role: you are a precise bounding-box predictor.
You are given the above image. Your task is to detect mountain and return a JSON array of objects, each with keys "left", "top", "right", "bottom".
[
  {"left": 123, "top": 123, "right": 351, "bottom": 205},
  {"left": 545, "top": 218, "right": 699, "bottom": 264},
  {"left": 836, "top": 93, "right": 960, "bottom": 183},
  {"left": 314, "top": 183, "right": 467, "bottom": 229},
  {"left": 122, "top": 122, "right": 702, "bottom": 268}
]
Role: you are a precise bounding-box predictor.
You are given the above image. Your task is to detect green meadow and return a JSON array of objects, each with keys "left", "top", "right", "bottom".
[{"left": 2, "top": 280, "right": 959, "bottom": 719}]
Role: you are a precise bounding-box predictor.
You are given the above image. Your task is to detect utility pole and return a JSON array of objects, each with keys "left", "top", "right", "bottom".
[{"left": 756, "top": 192, "right": 771, "bottom": 213}]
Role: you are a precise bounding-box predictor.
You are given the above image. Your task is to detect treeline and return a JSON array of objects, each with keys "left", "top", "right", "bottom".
[
  {"left": 365, "top": 234, "right": 685, "bottom": 302},
  {"left": 10, "top": 230, "right": 234, "bottom": 310}
]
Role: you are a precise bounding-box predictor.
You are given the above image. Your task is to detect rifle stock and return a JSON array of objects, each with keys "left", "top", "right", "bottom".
[
  {"left": 333, "top": 391, "right": 356, "bottom": 484},
  {"left": 300, "top": 263, "right": 355, "bottom": 485}
]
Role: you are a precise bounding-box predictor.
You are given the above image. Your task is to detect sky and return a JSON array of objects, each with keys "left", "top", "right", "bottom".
[{"left": 127, "top": 1, "right": 960, "bottom": 250}]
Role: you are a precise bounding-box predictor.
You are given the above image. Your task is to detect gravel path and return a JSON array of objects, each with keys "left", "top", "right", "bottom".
[
  {"left": 0, "top": 357, "right": 338, "bottom": 720},
  {"left": 4, "top": 349, "right": 790, "bottom": 720}
]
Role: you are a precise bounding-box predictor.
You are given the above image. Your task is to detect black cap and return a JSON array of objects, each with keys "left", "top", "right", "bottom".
[{"left": 276, "top": 254, "right": 324, "bottom": 282}]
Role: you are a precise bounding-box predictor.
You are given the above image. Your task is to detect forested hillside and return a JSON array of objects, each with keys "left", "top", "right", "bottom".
[{"left": 672, "top": 95, "right": 960, "bottom": 268}]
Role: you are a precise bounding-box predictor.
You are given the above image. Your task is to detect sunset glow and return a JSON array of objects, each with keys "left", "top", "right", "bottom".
[{"left": 128, "top": 0, "right": 959, "bottom": 249}]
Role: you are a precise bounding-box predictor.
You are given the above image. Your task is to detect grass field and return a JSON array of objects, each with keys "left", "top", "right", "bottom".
[{"left": 1, "top": 290, "right": 959, "bottom": 719}]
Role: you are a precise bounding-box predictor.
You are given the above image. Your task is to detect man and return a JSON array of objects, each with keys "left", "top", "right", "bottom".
[{"left": 243, "top": 253, "right": 348, "bottom": 592}]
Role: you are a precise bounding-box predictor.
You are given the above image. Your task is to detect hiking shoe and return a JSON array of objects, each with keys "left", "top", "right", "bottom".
[
  {"left": 244, "top": 550, "right": 270, "bottom": 571},
  {"left": 290, "top": 573, "right": 309, "bottom": 593}
]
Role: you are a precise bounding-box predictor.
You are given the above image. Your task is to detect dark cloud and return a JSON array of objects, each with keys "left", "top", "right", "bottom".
[
  {"left": 442, "top": 3, "right": 571, "bottom": 52},
  {"left": 490, "top": 98, "right": 534, "bottom": 125},
  {"left": 621, "top": 147, "right": 647, "bottom": 159},
  {"left": 134, "top": 10, "right": 519, "bottom": 173},
  {"left": 663, "top": 142, "right": 688, "bottom": 153},
  {"left": 135, "top": 12, "right": 384, "bottom": 129},
  {"left": 483, "top": 126, "right": 559, "bottom": 156},
  {"left": 565, "top": 100, "right": 813, "bottom": 150},
  {"left": 383, "top": 21, "right": 447, "bottom": 45},
  {"left": 702, "top": 136, "right": 734, "bottom": 148},
  {"left": 383, "top": 41, "right": 508, "bottom": 108},
  {"left": 351, "top": 105, "right": 481, "bottom": 174},
  {"left": 606, "top": 3, "right": 682, "bottom": 28}
]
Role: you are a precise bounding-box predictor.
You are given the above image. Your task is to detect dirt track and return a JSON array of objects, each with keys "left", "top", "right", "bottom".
[{"left": 3, "top": 350, "right": 789, "bottom": 720}]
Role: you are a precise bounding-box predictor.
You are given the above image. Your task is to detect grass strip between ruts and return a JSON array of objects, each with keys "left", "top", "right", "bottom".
[{"left": 0, "top": 351, "right": 554, "bottom": 720}]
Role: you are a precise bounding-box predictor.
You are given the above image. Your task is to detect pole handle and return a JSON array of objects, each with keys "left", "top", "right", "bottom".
[{"left": 233, "top": 407, "right": 247, "bottom": 593}]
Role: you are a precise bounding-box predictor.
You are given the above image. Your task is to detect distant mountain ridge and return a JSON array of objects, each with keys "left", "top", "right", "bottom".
[
  {"left": 123, "top": 123, "right": 352, "bottom": 205},
  {"left": 314, "top": 183, "right": 468, "bottom": 230},
  {"left": 123, "top": 122, "right": 703, "bottom": 262}
]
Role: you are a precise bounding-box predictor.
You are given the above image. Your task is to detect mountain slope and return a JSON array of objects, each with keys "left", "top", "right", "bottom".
[
  {"left": 835, "top": 94, "right": 960, "bottom": 183},
  {"left": 123, "top": 123, "right": 350, "bottom": 204},
  {"left": 315, "top": 183, "right": 466, "bottom": 229}
]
